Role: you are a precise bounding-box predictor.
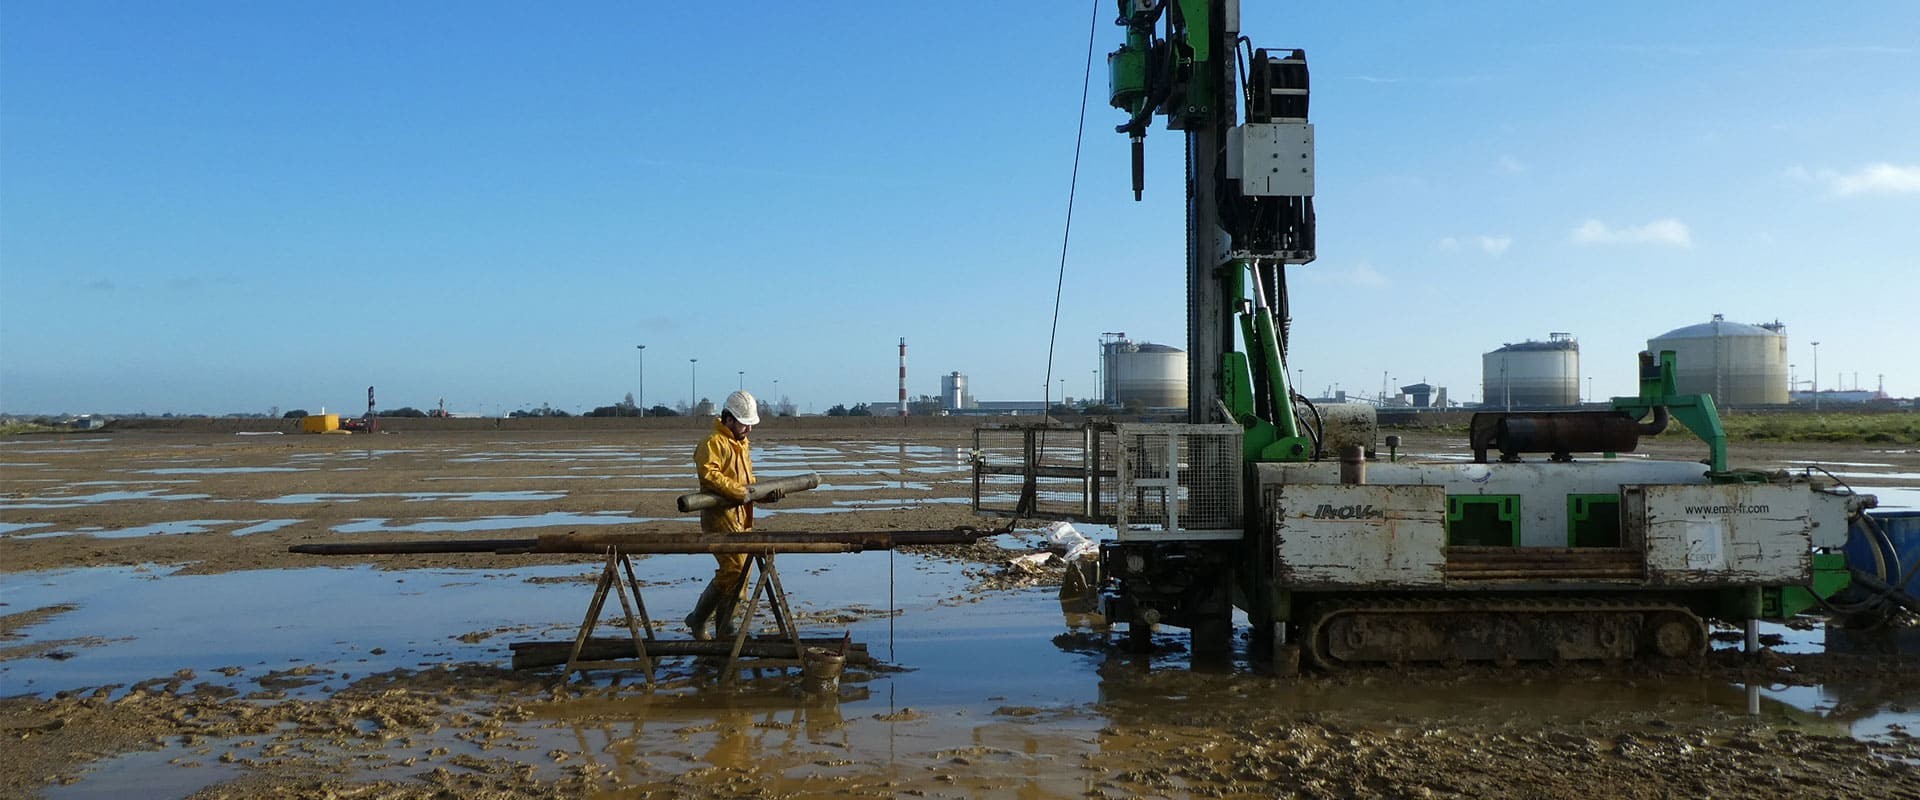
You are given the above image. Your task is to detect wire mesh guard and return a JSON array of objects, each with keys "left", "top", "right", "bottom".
[
  {"left": 971, "top": 423, "right": 1117, "bottom": 521},
  {"left": 1114, "top": 423, "right": 1244, "bottom": 541}
]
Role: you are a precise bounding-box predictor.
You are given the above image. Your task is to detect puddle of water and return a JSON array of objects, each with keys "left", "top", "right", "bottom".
[
  {"left": 422, "top": 474, "right": 621, "bottom": 481},
  {"left": 1829, "top": 471, "right": 1920, "bottom": 481},
  {"left": 134, "top": 467, "right": 315, "bottom": 475},
  {"left": 813, "top": 481, "right": 933, "bottom": 492},
  {"left": 329, "top": 511, "right": 665, "bottom": 534},
  {"left": 232, "top": 519, "right": 302, "bottom": 536},
  {"left": 15, "top": 520, "right": 246, "bottom": 540},
  {"left": 63, "top": 480, "right": 202, "bottom": 487},
  {"left": 6, "top": 534, "right": 1920, "bottom": 799},
  {"left": 1785, "top": 459, "right": 1899, "bottom": 469},
  {"left": 42, "top": 744, "right": 242, "bottom": 800},
  {"left": 262, "top": 490, "right": 566, "bottom": 504},
  {"left": 1855, "top": 486, "right": 1920, "bottom": 508},
  {"left": 0, "top": 550, "right": 974, "bottom": 698},
  {"left": 0, "top": 489, "right": 212, "bottom": 509},
  {"left": 0, "top": 521, "right": 51, "bottom": 535}
]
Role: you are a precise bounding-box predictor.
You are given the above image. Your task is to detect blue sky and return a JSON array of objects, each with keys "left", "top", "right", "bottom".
[{"left": 3, "top": 2, "right": 1915, "bottom": 415}]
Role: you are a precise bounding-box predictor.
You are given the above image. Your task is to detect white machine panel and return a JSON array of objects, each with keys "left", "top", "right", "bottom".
[
  {"left": 1227, "top": 122, "right": 1314, "bottom": 196},
  {"left": 1630, "top": 484, "right": 1812, "bottom": 585},
  {"left": 1272, "top": 484, "right": 1447, "bottom": 589}
]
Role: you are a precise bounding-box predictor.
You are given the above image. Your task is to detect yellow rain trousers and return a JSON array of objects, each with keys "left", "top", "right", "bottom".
[{"left": 695, "top": 419, "right": 754, "bottom": 588}]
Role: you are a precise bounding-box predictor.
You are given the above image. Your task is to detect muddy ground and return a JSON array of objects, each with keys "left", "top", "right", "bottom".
[{"left": 3, "top": 422, "right": 1919, "bottom": 798}]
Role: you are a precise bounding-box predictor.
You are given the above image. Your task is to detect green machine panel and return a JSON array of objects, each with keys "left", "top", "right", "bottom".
[
  {"left": 1568, "top": 493, "right": 1622, "bottom": 548},
  {"left": 1447, "top": 495, "right": 1520, "bottom": 547}
]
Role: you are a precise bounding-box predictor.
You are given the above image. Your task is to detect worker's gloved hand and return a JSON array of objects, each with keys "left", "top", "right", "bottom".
[{"left": 760, "top": 488, "right": 785, "bottom": 504}]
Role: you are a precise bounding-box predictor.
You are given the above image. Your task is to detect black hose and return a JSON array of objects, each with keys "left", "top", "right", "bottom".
[{"left": 1293, "top": 393, "right": 1324, "bottom": 459}]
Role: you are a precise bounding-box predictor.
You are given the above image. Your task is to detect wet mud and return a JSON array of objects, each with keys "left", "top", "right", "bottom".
[{"left": 2, "top": 426, "right": 1919, "bottom": 797}]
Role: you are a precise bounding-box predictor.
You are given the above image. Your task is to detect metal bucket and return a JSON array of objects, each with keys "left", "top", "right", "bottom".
[{"left": 800, "top": 647, "right": 845, "bottom": 694}]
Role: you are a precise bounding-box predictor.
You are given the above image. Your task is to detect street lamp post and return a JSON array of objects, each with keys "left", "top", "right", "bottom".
[
  {"left": 635, "top": 344, "right": 646, "bottom": 415},
  {"left": 738, "top": 370, "right": 744, "bottom": 392},
  {"left": 772, "top": 379, "right": 780, "bottom": 415},
  {"left": 1811, "top": 342, "right": 1820, "bottom": 411},
  {"left": 690, "top": 358, "right": 699, "bottom": 413}
]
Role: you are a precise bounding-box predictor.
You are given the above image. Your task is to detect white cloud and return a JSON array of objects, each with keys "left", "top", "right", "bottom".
[
  {"left": 1570, "top": 218, "right": 1692, "bottom": 248},
  {"left": 1345, "top": 262, "right": 1390, "bottom": 287},
  {"left": 1438, "top": 235, "right": 1512, "bottom": 255},
  {"left": 1790, "top": 163, "right": 1920, "bottom": 197},
  {"left": 1496, "top": 155, "right": 1526, "bottom": 174}
]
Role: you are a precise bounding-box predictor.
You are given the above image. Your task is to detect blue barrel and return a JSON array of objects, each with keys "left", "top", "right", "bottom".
[{"left": 1844, "top": 510, "right": 1920, "bottom": 596}]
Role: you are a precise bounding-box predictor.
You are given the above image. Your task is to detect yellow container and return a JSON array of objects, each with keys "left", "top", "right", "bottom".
[{"left": 300, "top": 414, "right": 340, "bottom": 433}]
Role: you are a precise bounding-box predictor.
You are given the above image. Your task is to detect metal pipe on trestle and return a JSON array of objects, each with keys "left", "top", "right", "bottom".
[{"left": 288, "top": 528, "right": 989, "bottom": 557}]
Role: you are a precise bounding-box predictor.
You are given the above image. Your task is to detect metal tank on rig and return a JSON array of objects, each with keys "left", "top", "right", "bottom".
[
  {"left": 1648, "top": 315, "right": 1789, "bottom": 407},
  {"left": 1482, "top": 333, "right": 1581, "bottom": 408}
]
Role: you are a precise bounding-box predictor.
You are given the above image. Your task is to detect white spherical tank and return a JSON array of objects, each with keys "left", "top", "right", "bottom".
[
  {"left": 1648, "top": 316, "right": 1788, "bottom": 406},
  {"left": 1104, "top": 340, "right": 1188, "bottom": 408},
  {"left": 1482, "top": 334, "right": 1580, "bottom": 407}
]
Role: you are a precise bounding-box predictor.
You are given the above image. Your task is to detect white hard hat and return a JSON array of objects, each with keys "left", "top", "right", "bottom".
[{"left": 724, "top": 390, "right": 760, "bottom": 426}]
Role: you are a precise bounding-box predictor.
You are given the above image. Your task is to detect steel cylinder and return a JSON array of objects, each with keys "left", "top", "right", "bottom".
[{"left": 1339, "top": 444, "right": 1367, "bottom": 485}]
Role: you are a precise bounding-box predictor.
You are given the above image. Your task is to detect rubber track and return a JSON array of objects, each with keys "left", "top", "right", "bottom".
[{"left": 1300, "top": 596, "right": 1707, "bottom": 671}]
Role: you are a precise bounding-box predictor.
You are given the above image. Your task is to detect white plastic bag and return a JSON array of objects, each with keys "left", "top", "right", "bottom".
[{"left": 1042, "top": 520, "right": 1098, "bottom": 561}]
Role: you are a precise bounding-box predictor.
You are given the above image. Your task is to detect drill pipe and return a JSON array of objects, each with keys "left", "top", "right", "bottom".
[
  {"left": 286, "top": 528, "right": 989, "bottom": 557},
  {"left": 676, "top": 473, "right": 821, "bottom": 513}
]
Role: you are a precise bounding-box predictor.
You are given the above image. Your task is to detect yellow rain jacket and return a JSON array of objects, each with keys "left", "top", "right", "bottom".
[{"left": 695, "top": 419, "right": 754, "bottom": 534}]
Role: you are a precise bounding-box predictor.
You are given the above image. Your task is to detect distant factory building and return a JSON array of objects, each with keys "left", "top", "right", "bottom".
[
  {"left": 1101, "top": 337, "right": 1187, "bottom": 409},
  {"left": 1399, "top": 383, "right": 1448, "bottom": 409},
  {"left": 1482, "top": 333, "right": 1580, "bottom": 408},
  {"left": 940, "top": 371, "right": 974, "bottom": 412},
  {"left": 1648, "top": 315, "right": 1788, "bottom": 406}
]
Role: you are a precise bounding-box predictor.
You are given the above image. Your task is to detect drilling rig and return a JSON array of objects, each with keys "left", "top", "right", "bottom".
[{"left": 985, "top": 0, "right": 1871, "bottom": 669}]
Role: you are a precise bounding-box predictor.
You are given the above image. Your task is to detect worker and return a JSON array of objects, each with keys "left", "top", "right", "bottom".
[{"left": 685, "top": 389, "right": 782, "bottom": 640}]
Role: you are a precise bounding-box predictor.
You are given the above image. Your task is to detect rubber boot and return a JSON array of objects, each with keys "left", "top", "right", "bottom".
[
  {"left": 713, "top": 591, "right": 739, "bottom": 641},
  {"left": 685, "top": 582, "right": 724, "bottom": 641}
]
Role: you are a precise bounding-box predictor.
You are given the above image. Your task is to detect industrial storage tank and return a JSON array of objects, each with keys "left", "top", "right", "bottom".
[
  {"left": 940, "top": 371, "right": 972, "bottom": 411},
  {"left": 1648, "top": 315, "right": 1788, "bottom": 406},
  {"left": 1103, "top": 339, "right": 1187, "bottom": 408},
  {"left": 1482, "top": 333, "right": 1580, "bottom": 408}
]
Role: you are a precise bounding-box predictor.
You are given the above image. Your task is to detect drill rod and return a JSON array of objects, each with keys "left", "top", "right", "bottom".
[{"left": 287, "top": 528, "right": 990, "bottom": 557}]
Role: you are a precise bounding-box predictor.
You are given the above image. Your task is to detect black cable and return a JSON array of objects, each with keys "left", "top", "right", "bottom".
[{"left": 1029, "top": 0, "right": 1102, "bottom": 522}]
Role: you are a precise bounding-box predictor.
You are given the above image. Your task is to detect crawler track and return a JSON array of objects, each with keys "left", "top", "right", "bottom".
[{"left": 1301, "top": 596, "right": 1708, "bottom": 670}]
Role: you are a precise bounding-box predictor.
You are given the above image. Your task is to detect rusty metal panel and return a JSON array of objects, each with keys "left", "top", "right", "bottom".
[
  {"left": 1633, "top": 484, "right": 1812, "bottom": 585},
  {"left": 1273, "top": 484, "right": 1447, "bottom": 588}
]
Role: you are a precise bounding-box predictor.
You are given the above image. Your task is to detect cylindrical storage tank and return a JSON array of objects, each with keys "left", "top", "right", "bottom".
[
  {"left": 1648, "top": 316, "right": 1788, "bottom": 406},
  {"left": 1105, "top": 341, "right": 1188, "bottom": 408},
  {"left": 940, "top": 372, "right": 968, "bottom": 411},
  {"left": 1482, "top": 335, "right": 1580, "bottom": 407}
]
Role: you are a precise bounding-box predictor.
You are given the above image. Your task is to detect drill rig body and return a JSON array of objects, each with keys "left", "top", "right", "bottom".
[{"left": 1088, "top": 0, "right": 1867, "bottom": 668}]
